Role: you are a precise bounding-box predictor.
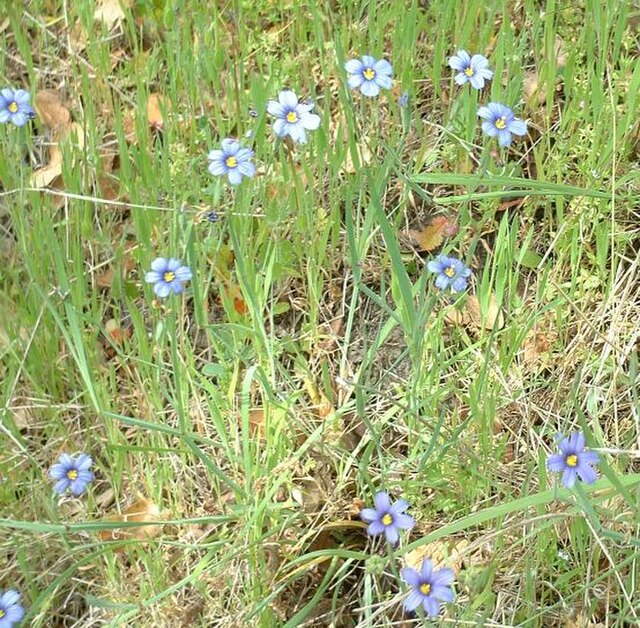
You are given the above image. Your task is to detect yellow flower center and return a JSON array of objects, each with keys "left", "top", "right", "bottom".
[
  {"left": 444, "top": 265, "right": 456, "bottom": 278},
  {"left": 381, "top": 513, "right": 393, "bottom": 526},
  {"left": 495, "top": 116, "right": 507, "bottom": 129},
  {"left": 225, "top": 156, "right": 237, "bottom": 168},
  {"left": 363, "top": 67, "right": 376, "bottom": 80},
  {"left": 67, "top": 469, "right": 78, "bottom": 480},
  {"left": 286, "top": 111, "right": 298, "bottom": 123},
  {"left": 420, "top": 583, "right": 431, "bottom": 595},
  {"left": 163, "top": 271, "right": 176, "bottom": 282},
  {"left": 0, "top": 609, "right": 5, "bottom": 618},
  {"left": 8, "top": 101, "right": 19, "bottom": 113},
  {"left": 566, "top": 454, "right": 578, "bottom": 467},
  {"left": 464, "top": 67, "right": 474, "bottom": 77}
]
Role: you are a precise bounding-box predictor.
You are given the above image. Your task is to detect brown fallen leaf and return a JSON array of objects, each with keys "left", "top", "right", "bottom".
[
  {"left": 465, "top": 294, "right": 504, "bottom": 330},
  {"left": 97, "top": 497, "right": 165, "bottom": 543},
  {"left": 34, "top": 90, "right": 71, "bottom": 130},
  {"left": 94, "top": 0, "right": 131, "bottom": 29},
  {"left": 147, "top": 93, "right": 168, "bottom": 130},
  {"left": 445, "top": 293, "right": 504, "bottom": 331},
  {"left": 404, "top": 539, "right": 470, "bottom": 575},
  {"left": 31, "top": 122, "right": 85, "bottom": 188},
  {"left": 405, "top": 215, "right": 458, "bottom": 252}
]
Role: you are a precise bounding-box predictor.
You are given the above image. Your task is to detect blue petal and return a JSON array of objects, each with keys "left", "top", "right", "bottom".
[
  {"left": 300, "top": 112, "right": 321, "bottom": 130},
  {"left": 451, "top": 276, "right": 468, "bottom": 293},
  {"left": 154, "top": 282, "right": 171, "bottom": 298},
  {"left": 432, "top": 567, "right": 455, "bottom": 586},
  {"left": 469, "top": 74, "right": 486, "bottom": 89},
  {"left": 227, "top": 168, "right": 243, "bottom": 185},
  {"left": 238, "top": 161, "right": 255, "bottom": 177},
  {"left": 384, "top": 525, "right": 399, "bottom": 545},
  {"left": 175, "top": 266, "right": 192, "bottom": 281},
  {"left": 420, "top": 559, "right": 434, "bottom": 579},
  {"left": 497, "top": 130, "right": 513, "bottom": 147},
  {"left": 395, "top": 513, "right": 415, "bottom": 530},
  {"left": 272, "top": 118, "right": 287, "bottom": 137},
  {"left": 403, "top": 590, "right": 424, "bottom": 612},
  {"left": 508, "top": 119, "right": 528, "bottom": 136},
  {"left": 361, "top": 55, "right": 377, "bottom": 68},
  {"left": 477, "top": 105, "right": 493, "bottom": 120},
  {"left": 278, "top": 90, "right": 299, "bottom": 109},
  {"left": 562, "top": 468, "right": 578, "bottom": 488},
  {"left": 400, "top": 567, "right": 421, "bottom": 587},
  {"left": 360, "top": 80, "right": 380, "bottom": 97},
  {"left": 375, "top": 74, "right": 393, "bottom": 90},
  {"left": 373, "top": 59, "right": 393, "bottom": 76},
  {"left": 546, "top": 453, "right": 566, "bottom": 472},
  {"left": 434, "top": 274, "right": 451, "bottom": 290},
  {"left": 569, "top": 432, "right": 585, "bottom": 452},
  {"left": 359, "top": 508, "right": 379, "bottom": 523},
  {"left": 0, "top": 590, "right": 21, "bottom": 608},
  {"left": 150, "top": 257, "right": 168, "bottom": 272},
  {"left": 422, "top": 596, "right": 441, "bottom": 617},
  {"left": 367, "top": 520, "right": 385, "bottom": 537},
  {"left": 54, "top": 478, "right": 70, "bottom": 493},
  {"left": 373, "top": 491, "right": 391, "bottom": 512},
  {"left": 267, "top": 100, "right": 285, "bottom": 118},
  {"left": 348, "top": 74, "right": 364, "bottom": 89},
  {"left": 431, "top": 584, "right": 454, "bottom": 602},
  {"left": 11, "top": 112, "right": 27, "bottom": 126},
  {"left": 577, "top": 462, "right": 597, "bottom": 484},
  {"left": 344, "top": 59, "right": 364, "bottom": 74}
]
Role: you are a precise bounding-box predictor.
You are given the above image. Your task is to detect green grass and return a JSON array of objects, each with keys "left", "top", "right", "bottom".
[{"left": 1, "top": 0, "right": 639, "bottom": 625}]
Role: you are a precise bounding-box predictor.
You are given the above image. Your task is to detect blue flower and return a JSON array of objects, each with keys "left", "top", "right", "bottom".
[
  {"left": 478, "top": 102, "right": 528, "bottom": 147},
  {"left": 359, "top": 491, "right": 415, "bottom": 545},
  {"left": 401, "top": 559, "right": 455, "bottom": 617},
  {"left": 144, "top": 257, "right": 192, "bottom": 298},
  {"left": 49, "top": 453, "right": 94, "bottom": 495},
  {"left": 207, "top": 139, "right": 255, "bottom": 186},
  {"left": 267, "top": 90, "right": 321, "bottom": 144},
  {"left": 0, "top": 88, "right": 34, "bottom": 127},
  {"left": 344, "top": 56, "right": 393, "bottom": 98},
  {"left": 0, "top": 589, "right": 25, "bottom": 627},
  {"left": 398, "top": 91, "right": 409, "bottom": 108},
  {"left": 427, "top": 255, "right": 472, "bottom": 293},
  {"left": 448, "top": 50, "right": 493, "bottom": 89},
  {"left": 546, "top": 432, "right": 600, "bottom": 489}
]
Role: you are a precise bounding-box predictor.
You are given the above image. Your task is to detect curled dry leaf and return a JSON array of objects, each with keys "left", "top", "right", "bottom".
[
  {"left": 445, "top": 293, "right": 504, "bottom": 331},
  {"left": 31, "top": 122, "right": 85, "bottom": 188},
  {"left": 94, "top": 0, "right": 131, "bottom": 29},
  {"left": 147, "top": 93, "right": 168, "bottom": 130},
  {"left": 34, "top": 90, "right": 71, "bottom": 130},
  {"left": 97, "top": 497, "right": 166, "bottom": 543},
  {"left": 404, "top": 215, "right": 458, "bottom": 253},
  {"left": 404, "top": 539, "right": 470, "bottom": 575}
]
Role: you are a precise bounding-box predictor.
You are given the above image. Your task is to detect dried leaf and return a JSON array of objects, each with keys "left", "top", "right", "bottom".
[
  {"left": 523, "top": 70, "right": 544, "bottom": 105},
  {"left": 31, "top": 123, "right": 85, "bottom": 188},
  {"left": 94, "top": 0, "right": 130, "bottom": 29},
  {"left": 405, "top": 216, "right": 458, "bottom": 252},
  {"left": 465, "top": 294, "right": 504, "bottom": 330},
  {"left": 34, "top": 90, "right": 71, "bottom": 130},
  {"left": 445, "top": 293, "right": 504, "bottom": 331},
  {"left": 147, "top": 93, "right": 168, "bottom": 130},
  {"left": 97, "top": 497, "right": 165, "bottom": 542},
  {"left": 245, "top": 408, "right": 266, "bottom": 437},
  {"left": 404, "top": 539, "right": 469, "bottom": 575}
]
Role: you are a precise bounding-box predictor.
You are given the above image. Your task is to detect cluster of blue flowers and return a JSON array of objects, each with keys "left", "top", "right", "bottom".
[
  {"left": 0, "top": 43, "right": 608, "bottom": 627},
  {"left": 359, "top": 491, "right": 455, "bottom": 618}
]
